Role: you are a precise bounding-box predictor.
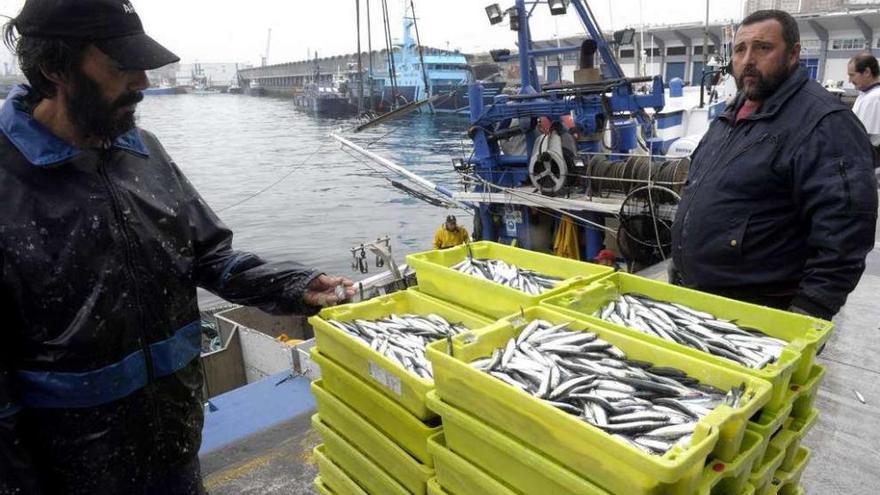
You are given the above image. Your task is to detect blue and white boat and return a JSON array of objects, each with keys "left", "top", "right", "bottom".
[{"left": 376, "top": 4, "right": 505, "bottom": 113}]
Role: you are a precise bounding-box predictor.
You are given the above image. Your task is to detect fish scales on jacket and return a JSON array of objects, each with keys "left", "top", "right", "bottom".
[
  {"left": 470, "top": 320, "right": 746, "bottom": 456},
  {"left": 451, "top": 258, "right": 562, "bottom": 295},
  {"left": 328, "top": 313, "right": 469, "bottom": 379},
  {"left": 593, "top": 294, "right": 787, "bottom": 370}
]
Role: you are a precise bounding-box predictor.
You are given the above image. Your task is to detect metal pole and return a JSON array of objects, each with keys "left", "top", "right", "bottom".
[
  {"left": 703, "top": 0, "right": 709, "bottom": 68},
  {"left": 330, "top": 133, "right": 472, "bottom": 209},
  {"left": 356, "top": 0, "right": 364, "bottom": 114},
  {"left": 366, "top": 0, "right": 375, "bottom": 110},
  {"left": 516, "top": 0, "right": 531, "bottom": 90}
]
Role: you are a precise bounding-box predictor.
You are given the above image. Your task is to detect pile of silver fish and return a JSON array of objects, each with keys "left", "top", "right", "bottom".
[
  {"left": 451, "top": 258, "right": 562, "bottom": 295},
  {"left": 470, "top": 320, "right": 745, "bottom": 455},
  {"left": 327, "top": 314, "right": 469, "bottom": 379},
  {"left": 594, "top": 294, "right": 787, "bottom": 369}
]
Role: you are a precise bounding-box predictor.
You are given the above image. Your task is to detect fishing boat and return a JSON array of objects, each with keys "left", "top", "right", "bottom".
[
  {"left": 372, "top": 2, "right": 506, "bottom": 113},
  {"left": 293, "top": 57, "right": 358, "bottom": 117},
  {"left": 143, "top": 78, "right": 183, "bottom": 95}
]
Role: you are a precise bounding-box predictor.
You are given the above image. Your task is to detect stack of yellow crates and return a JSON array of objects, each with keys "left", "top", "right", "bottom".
[
  {"left": 395, "top": 241, "right": 830, "bottom": 494},
  {"left": 307, "top": 289, "right": 492, "bottom": 495}
]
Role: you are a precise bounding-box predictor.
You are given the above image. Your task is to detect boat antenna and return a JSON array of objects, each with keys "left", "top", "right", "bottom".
[{"left": 409, "top": 0, "right": 433, "bottom": 113}]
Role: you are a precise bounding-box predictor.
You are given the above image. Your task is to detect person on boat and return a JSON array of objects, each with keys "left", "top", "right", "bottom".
[
  {"left": 848, "top": 53, "right": 880, "bottom": 147},
  {"left": 0, "top": 1, "right": 354, "bottom": 494},
  {"left": 433, "top": 215, "right": 470, "bottom": 249},
  {"left": 670, "top": 9, "right": 877, "bottom": 320},
  {"left": 593, "top": 249, "right": 620, "bottom": 271}
]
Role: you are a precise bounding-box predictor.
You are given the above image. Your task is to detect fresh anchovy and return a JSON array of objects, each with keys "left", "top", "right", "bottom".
[
  {"left": 594, "top": 294, "right": 787, "bottom": 370},
  {"left": 328, "top": 313, "right": 469, "bottom": 379},
  {"left": 451, "top": 258, "right": 562, "bottom": 295},
  {"left": 470, "top": 320, "right": 745, "bottom": 456}
]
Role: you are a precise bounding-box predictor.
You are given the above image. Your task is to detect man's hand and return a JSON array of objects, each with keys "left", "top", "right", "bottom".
[{"left": 304, "top": 275, "right": 356, "bottom": 307}]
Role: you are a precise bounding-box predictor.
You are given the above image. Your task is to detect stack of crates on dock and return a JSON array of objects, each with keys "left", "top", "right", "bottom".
[
  {"left": 307, "top": 289, "right": 493, "bottom": 495},
  {"left": 540, "top": 273, "right": 829, "bottom": 495},
  {"left": 397, "top": 241, "right": 830, "bottom": 495}
]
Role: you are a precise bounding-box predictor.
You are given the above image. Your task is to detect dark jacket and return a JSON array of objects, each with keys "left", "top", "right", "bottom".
[
  {"left": 672, "top": 67, "right": 878, "bottom": 320},
  {"left": 0, "top": 85, "right": 321, "bottom": 494}
]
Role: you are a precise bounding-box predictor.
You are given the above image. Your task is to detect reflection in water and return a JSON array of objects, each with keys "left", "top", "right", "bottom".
[{"left": 137, "top": 94, "right": 473, "bottom": 306}]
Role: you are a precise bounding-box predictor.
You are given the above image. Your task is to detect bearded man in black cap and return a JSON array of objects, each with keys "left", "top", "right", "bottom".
[{"left": 0, "top": 1, "right": 354, "bottom": 493}]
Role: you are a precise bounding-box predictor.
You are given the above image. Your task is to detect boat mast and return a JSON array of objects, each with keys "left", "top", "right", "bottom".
[
  {"left": 409, "top": 0, "right": 432, "bottom": 112},
  {"left": 381, "top": 0, "right": 398, "bottom": 107},
  {"left": 366, "top": 0, "right": 375, "bottom": 109},
  {"left": 356, "top": 0, "right": 365, "bottom": 113}
]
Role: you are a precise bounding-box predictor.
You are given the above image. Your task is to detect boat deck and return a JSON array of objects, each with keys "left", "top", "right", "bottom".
[{"left": 200, "top": 237, "right": 880, "bottom": 495}]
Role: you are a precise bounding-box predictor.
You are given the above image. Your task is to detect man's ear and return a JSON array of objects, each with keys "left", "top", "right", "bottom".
[
  {"left": 789, "top": 41, "right": 802, "bottom": 68},
  {"left": 40, "top": 66, "right": 68, "bottom": 91}
]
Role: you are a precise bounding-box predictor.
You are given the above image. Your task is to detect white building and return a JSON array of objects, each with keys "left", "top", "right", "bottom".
[{"left": 525, "top": 6, "right": 880, "bottom": 88}]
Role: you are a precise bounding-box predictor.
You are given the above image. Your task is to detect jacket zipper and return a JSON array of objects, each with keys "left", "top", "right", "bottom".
[
  {"left": 838, "top": 160, "right": 852, "bottom": 210},
  {"left": 677, "top": 129, "right": 773, "bottom": 281},
  {"left": 97, "top": 150, "right": 157, "bottom": 384}
]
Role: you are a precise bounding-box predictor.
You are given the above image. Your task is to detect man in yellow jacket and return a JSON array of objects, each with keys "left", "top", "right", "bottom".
[{"left": 434, "top": 215, "right": 470, "bottom": 249}]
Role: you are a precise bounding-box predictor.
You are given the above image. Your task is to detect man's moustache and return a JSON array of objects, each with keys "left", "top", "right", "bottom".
[{"left": 114, "top": 91, "right": 144, "bottom": 109}]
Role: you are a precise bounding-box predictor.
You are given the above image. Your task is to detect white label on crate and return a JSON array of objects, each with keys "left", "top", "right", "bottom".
[{"left": 369, "top": 361, "right": 402, "bottom": 396}]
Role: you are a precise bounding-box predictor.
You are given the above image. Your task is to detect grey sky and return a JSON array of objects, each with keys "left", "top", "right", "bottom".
[{"left": 0, "top": 0, "right": 744, "bottom": 67}]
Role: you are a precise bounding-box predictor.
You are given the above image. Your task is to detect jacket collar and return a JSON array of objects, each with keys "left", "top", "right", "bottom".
[
  {"left": 0, "top": 84, "right": 149, "bottom": 166},
  {"left": 720, "top": 65, "right": 809, "bottom": 123}
]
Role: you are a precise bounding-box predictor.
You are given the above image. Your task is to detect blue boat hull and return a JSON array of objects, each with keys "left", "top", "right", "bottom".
[{"left": 144, "top": 87, "right": 179, "bottom": 96}]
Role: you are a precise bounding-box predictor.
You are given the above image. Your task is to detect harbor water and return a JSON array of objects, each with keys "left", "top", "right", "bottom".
[{"left": 136, "top": 93, "right": 474, "bottom": 306}]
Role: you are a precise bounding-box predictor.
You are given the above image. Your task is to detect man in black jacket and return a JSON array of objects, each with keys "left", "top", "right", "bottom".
[
  {"left": 671, "top": 9, "right": 878, "bottom": 320},
  {"left": 0, "top": 1, "right": 353, "bottom": 493}
]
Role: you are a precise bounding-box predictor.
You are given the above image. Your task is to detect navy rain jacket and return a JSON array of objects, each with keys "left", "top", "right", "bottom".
[
  {"left": 672, "top": 67, "right": 878, "bottom": 319},
  {"left": 0, "top": 85, "right": 322, "bottom": 494}
]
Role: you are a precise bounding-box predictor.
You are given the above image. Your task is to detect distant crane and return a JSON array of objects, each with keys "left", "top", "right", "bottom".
[{"left": 261, "top": 28, "right": 272, "bottom": 67}]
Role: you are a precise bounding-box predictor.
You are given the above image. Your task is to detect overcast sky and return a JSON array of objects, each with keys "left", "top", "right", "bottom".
[{"left": 0, "top": 0, "right": 745, "bottom": 67}]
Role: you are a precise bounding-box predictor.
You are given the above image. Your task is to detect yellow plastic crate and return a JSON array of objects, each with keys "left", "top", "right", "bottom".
[
  {"left": 312, "top": 380, "right": 434, "bottom": 495},
  {"left": 765, "top": 447, "right": 811, "bottom": 495},
  {"left": 311, "top": 349, "right": 442, "bottom": 465},
  {"left": 750, "top": 440, "right": 786, "bottom": 495},
  {"left": 313, "top": 415, "right": 411, "bottom": 495},
  {"left": 426, "top": 391, "right": 610, "bottom": 495},
  {"left": 426, "top": 306, "right": 772, "bottom": 495},
  {"left": 310, "top": 289, "right": 493, "bottom": 420},
  {"left": 542, "top": 273, "right": 833, "bottom": 411},
  {"left": 427, "top": 478, "right": 449, "bottom": 495},
  {"left": 777, "top": 408, "right": 818, "bottom": 472},
  {"left": 696, "top": 430, "right": 762, "bottom": 495},
  {"left": 314, "top": 445, "right": 367, "bottom": 495},
  {"left": 746, "top": 402, "right": 793, "bottom": 471},
  {"left": 428, "top": 432, "right": 518, "bottom": 495},
  {"left": 314, "top": 476, "right": 335, "bottom": 495},
  {"left": 406, "top": 241, "right": 613, "bottom": 318},
  {"left": 785, "top": 365, "right": 826, "bottom": 419}
]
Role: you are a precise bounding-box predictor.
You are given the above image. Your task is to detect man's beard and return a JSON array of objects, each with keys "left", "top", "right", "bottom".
[
  {"left": 736, "top": 60, "right": 794, "bottom": 101},
  {"left": 66, "top": 69, "right": 144, "bottom": 141}
]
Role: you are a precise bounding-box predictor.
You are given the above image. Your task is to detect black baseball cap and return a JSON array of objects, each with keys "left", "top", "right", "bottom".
[{"left": 13, "top": 0, "right": 180, "bottom": 70}]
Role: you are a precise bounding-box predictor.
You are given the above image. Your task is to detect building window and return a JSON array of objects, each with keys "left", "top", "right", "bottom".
[
  {"left": 801, "top": 39, "right": 821, "bottom": 52},
  {"left": 830, "top": 38, "right": 867, "bottom": 50},
  {"left": 620, "top": 49, "right": 635, "bottom": 58},
  {"left": 693, "top": 45, "right": 717, "bottom": 56},
  {"left": 667, "top": 46, "right": 687, "bottom": 56}
]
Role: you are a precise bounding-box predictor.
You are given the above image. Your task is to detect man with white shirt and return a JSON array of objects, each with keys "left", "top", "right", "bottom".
[{"left": 849, "top": 53, "right": 880, "bottom": 145}]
